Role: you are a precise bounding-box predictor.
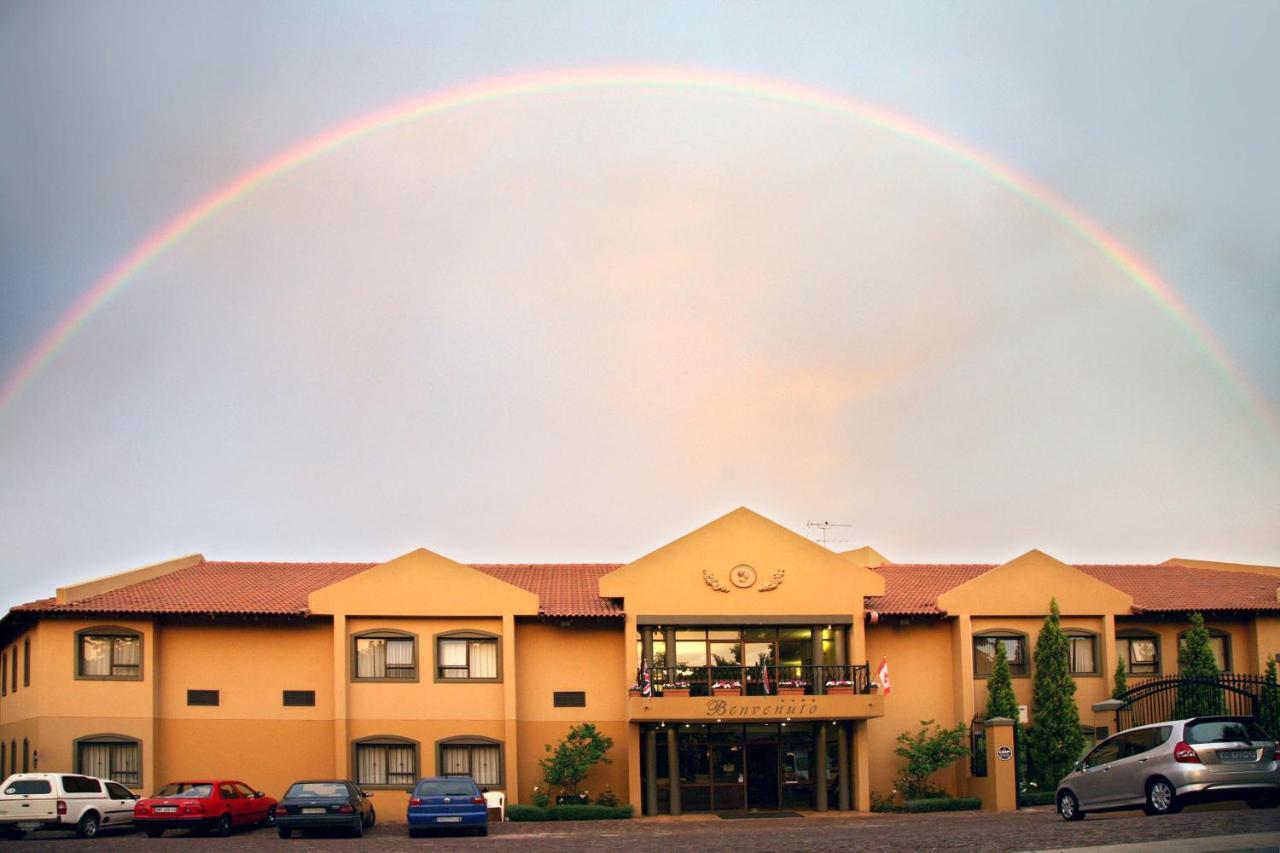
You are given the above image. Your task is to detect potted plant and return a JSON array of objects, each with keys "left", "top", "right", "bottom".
[
  {"left": 628, "top": 683, "right": 644, "bottom": 698},
  {"left": 712, "top": 679, "right": 743, "bottom": 696},
  {"left": 662, "top": 681, "right": 691, "bottom": 697},
  {"left": 825, "top": 679, "right": 855, "bottom": 696},
  {"left": 777, "top": 679, "right": 808, "bottom": 696}
]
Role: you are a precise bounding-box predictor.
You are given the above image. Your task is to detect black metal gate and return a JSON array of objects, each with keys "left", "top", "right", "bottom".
[{"left": 1114, "top": 674, "right": 1266, "bottom": 731}]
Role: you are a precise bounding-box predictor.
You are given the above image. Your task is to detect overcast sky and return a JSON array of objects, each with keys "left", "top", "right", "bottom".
[{"left": 1, "top": 1, "right": 1277, "bottom": 610}]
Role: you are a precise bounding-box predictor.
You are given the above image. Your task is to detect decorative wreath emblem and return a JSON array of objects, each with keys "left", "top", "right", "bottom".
[
  {"left": 702, "top": 566, "right": 785, "bottom": 592},
  {"left": 702, "top": 568, "right": 731, "bottom": 593},
  {"left": 758, "top": 569, "right": 785, "bottom": 592}
]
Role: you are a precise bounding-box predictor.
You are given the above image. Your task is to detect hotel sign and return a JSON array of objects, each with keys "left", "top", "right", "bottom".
[
  {"left": 703, "top": 698, "right": 819, "bottom": 718},
  {"left": 627, "top": 693, "right": 883, "bottom": 722}
]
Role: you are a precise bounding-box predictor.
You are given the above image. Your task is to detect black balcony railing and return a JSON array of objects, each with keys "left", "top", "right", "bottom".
[{"left": 644, "top": 663, "right": 871, "bottom": 697}]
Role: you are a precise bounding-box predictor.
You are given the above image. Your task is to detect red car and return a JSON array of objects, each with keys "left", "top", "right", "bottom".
[{"left": 134, "top": 780, "right": 277, "bottom": 837}]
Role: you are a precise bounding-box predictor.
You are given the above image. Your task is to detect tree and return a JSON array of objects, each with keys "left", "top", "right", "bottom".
[
  {"left": 1027, "top": 598, "right": 1086, "bottom": 789},
  {"left": 1112, "top": 655, "right": 1128, "bottom": 699},
  {"left": 893, "top": 719, "right": 970, "bottom": 800},
  {"left": 1174, "top": 612, "right": 1227, "bottom": 717},
  {"left": 539, "top": 723, "right": 614, "bottom": 799},
  {"left": 985, "top": 642, "right": 1018, "bottom": 720},
  {"left": 1260, "top": 658, "right": 1280, "bottom": 740}
]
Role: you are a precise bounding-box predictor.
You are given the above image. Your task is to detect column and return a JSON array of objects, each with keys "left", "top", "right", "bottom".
[
  {"left": 1101, "top": 613, "right": 1117, "bottom": 689},
  {"left": 852, "top": 720, "right": 871, "bottom": 811},
  {"left": 951, "top": 614, "right": 974, "bottom": 793},
  {"left": 332, "top": 614, "right": 349, "bottom": 778},
  {"left": 812, "top": 627, "right": 826, "bottom": 695},
  {"left": 644, "top": 728, "right": 658, "bottom": 816},
  {"left": 834, "top": 627, "right": 848, "bottom": 666},
  {"left": 836, "top": 722, "right": 850, "bottom": 811},
  {"left": 501, "top": 614, "right": 520, "bottom": 801},
  {"left": 815, "top": 723, "right": 829, "bottom": 811},
  {"left": 641, "top": 626, "right": 654, "bottom": 682},
  {"left": 666, "top": 726, "right": 681, "bottom": 816}
]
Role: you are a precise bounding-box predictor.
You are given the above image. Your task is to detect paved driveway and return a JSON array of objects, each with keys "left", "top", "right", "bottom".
[{"left": 6, "top": 805, "right": 1280, "bottom": 851}]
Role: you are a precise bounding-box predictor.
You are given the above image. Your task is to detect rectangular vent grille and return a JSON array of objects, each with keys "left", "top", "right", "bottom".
[
  {"left": 283, "top": 690, "right": 316, "bottom": 707},
  {"left": 553, "top": 691, "right": 586, "bottom": 708},
  {"left": 186, "top": 689, "right": 219, "bottom": 706}
]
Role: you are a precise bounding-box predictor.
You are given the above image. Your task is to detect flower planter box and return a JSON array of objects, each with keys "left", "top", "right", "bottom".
[
  {"left": 824, "top": 686, "right": 855, "bottom": 696},
  {"left": 628, "top": 689, "right": 644, "bottom": 698},
  {"left": 713, "top": 687, "right": 741, "bottom": 697},
  {"left": 777, "top": 687, "right": 806, "bottom": 697},
  {"left": 662, "top": 688, "right": 690, "bottom": 698}
]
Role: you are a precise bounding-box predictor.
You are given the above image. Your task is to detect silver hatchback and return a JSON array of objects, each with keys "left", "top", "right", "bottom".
[{"left": 1056, "top": 716, "right": 1280, "bottom": 820}]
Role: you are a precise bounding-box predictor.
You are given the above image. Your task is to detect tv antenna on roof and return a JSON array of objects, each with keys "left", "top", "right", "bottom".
[{"left": 807, "top": 520, "right": 851, "bottom": 548}]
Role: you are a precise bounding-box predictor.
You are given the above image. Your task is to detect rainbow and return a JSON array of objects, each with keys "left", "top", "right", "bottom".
[{"left": 2, "top": 66, "right": 1274, "bottom": 435}]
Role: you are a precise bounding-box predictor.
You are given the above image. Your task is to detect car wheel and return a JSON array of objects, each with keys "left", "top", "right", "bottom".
[
  {"left": 476, "top": 825, "right": 488, "bottom": 837},
  {"left": 216, "top": 813, "right": 234, "bottom": 836},
  {"left": 265, "top": 809, "right": 277, "bottom": 827},
  {"left": 76, "top": 811, "right": 101, "bottom": 838},
  {"left": 365, "top": 808, "right": 376, "bottom": 827},
  {"left": 351, "top": 816, "right": 364, "bottom": 837},
  {"left": 143, "top": 827, "right": 164, "bottom": 838},
  {"left": 3, "top": 827, "right": 26, "bottom": 840},
  {"left": 1248, "top": 792, "right": 1280, "bottom": 809},
  {"left": 278, "top": 826, "right": 293, "bottom": 838},
  {"left": 1144, "top": 778, "right": 1181, "bottom": 815},
  {"left": 1057, "top": 791, "right": 1084, "bottom": 822}
]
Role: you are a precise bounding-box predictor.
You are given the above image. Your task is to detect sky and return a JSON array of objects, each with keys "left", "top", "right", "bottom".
[{"left": 1, "top": 1, "right": 1278, "bottom": 610}]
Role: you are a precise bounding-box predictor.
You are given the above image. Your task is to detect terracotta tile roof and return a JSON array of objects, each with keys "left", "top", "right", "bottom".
[
  {"left": 472, "top": 564, "right": 624, "bottom": 617},
  {"left": 1079, "top": 564, "right": 1280, "bottom": 613},
  {"left": 12, "top": 561, "right": 377, "bottom": 616},
  {"left": 866, "top": 564, "right": 996, "bottom": 615}
]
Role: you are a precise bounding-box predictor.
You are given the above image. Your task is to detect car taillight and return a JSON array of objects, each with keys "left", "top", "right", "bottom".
[
  {"left": 409, "top": 797, "right": 423, "bottom": 806},
  {"left": 134, "top": 802, "right": 148, "bottom": 814},
  {"left": 338, "top": 804, "right": 354, "bottom": 814},
  {"left": 182, "top": 801, "right": 204, "bottom": 814},
  {"left": 472, "top": 796, "right": 486, "bottom": 805},
  {"left": 1173, "top": 741, "right": 1202, "bottom": 763},
  {"left": 56, "top": 800, "right": 67, "bottom": 815},
  {"left": 1273, "top": 746, "right": 1279, "bottom": 762}
]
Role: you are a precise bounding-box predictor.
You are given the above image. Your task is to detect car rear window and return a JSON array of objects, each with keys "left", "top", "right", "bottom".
[
  {"left": 61, "top": 776, "right": 103, "bottom": 794},
  {"left": 415, "top": 780, "right": 477, "bottom": 797},
  {"left": 1186, "top": 718, "right": 1270, "bottom": 744},
  {"left": 4, "top": 780, "right": 52, "bottom": 795},
  {"left": 286, "top": 782, "right": 349, "bottom": 798},
  {"left": 155, "top": 783, "right": 213, "bottom": 798}
]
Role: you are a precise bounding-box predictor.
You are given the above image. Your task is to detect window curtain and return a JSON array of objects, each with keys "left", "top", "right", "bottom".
[
  {"left": 114, "top": 742, "right": 141, "bottom": 785},
  {"left": 1071, "top": 636, "right": 1095, "bottom": 673},
  {"left": 386, "top": 745, "right": 415, "bottom": 784},
  {"left": 81, "top": 636, "right": 111, "bottom": 676},
  {"left": 112, "top": 636, "right": 141, "bottom": 676},
  {"left": 386, "top": 639, "right": 414, "bottom": 677},
  {"left": 357, "top": 745, "right": 387, "bottom": 785},
  {"left": 468, "top": 641, "right": 497, "bottom": 678},
  {"left": 440, "top": 640, "right": 468, "bottom": 677},
  {"left": 441, "top": 745, "right": 470, "bottom": 775},
  {"left": 357, "top": 639, "right": 388, "bottom": 678},
  {"left": 1209, "top": 637, "right": 1227, "bottom": 670},
  {"left": 470, "top": 745, "right": 501, "bottom": 786}
]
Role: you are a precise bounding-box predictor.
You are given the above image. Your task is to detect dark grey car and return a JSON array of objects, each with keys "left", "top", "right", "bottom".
[
  {"left": 1057, "top": 716, "right": 1280, "bottom": 820},
  {"left": 275, "top": 780, "right": 375, "bottom": 838}
]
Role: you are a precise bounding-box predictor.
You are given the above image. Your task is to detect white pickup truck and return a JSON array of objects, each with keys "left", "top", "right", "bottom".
[{"left": 0, "top": 773, "right": 137, "bottom": 839}]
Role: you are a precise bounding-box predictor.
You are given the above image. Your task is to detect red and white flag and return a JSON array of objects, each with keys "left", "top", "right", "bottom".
[
  {"left": 761, "top": 663, "right": 772, "bottom": 695},
  {"left": 876, "top": 657, "right": 891, "bottom": 695}
]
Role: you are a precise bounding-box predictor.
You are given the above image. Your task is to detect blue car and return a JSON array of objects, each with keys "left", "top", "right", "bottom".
[{"left": 407, "top": 777, "right": 488, "bottom": 838}]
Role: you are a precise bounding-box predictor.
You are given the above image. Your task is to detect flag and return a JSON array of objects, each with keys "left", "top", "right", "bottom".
[
  {"left": 877, "top": 657, "right": 891, "bottom": 695},
  {"left": 638, "top": 657, "right": 653, "bottom": 698},
  {"left": 761, "top": 662, "right": 772, "bottom": 695}
]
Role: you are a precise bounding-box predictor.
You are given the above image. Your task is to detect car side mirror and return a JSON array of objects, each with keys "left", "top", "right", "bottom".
[
  {"left": 1074, "top": 761, "right": 1085, "bottom": 772},
  {"left": 254, "top": 791, "right": 265, "bottom": 798},
  {"left": 363, "top": 791, "right": 373, "bottom": 798}
]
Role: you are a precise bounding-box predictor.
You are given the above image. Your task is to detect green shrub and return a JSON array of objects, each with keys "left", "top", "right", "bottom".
[
  {"left": 595, "top": 787, "right": 620, "bottom": 807},
  {"left": 506, "top": 803, "right": 633, "bottom": 822},
  {"left": 893, "top": 719, "right": 970, "bottom": 800},
  {"left": 1019, "top": 790, "right": 1057, "bottom": 807},
  {"left": 903, "top": 796, "right": 982, "bottom": 813},
  {"left": 870, "top": 790, "right": 897, "bottom": 812}
]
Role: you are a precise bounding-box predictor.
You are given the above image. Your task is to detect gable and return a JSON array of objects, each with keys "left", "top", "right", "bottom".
[
  {"left": 598, "top": 507, "right": 884, "bottom": 617},
  {"left": 308, "top": 548, "right": 539, "bottom": 617},
  {"left": 936, "top": 549, "right": 1132, "bottom": 616}
]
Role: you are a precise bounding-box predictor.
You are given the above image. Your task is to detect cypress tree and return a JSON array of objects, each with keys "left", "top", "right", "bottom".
[
  {"left": 1027, "top": 599, "right": 1086, "bottom": 789},
  {"left": 1112, "top": 655, "right": 1128, "bottom": 699},
  {"left": 1174, "top": 612, "right": 1226, "bottom": 717},
  {"left": 1260, "top": 658, "right": 1280, "bottom": 740},
  {"left": 986, "top": 642, "right": 1018, "bottom": 719}
]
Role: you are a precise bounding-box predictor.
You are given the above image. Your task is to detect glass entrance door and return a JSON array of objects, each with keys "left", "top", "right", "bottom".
[{"left": 745, "top": 724, "right": 779, "bottom": 810}]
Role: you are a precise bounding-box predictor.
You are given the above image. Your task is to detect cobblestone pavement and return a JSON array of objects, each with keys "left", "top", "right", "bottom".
[{"left": 6, "top": 806, "right": 1280, "bottom": 852}]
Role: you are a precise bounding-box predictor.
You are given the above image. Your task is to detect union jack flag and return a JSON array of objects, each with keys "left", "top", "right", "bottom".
[{"left": 638, "top": 658, "right": 653, "bottom": 698}]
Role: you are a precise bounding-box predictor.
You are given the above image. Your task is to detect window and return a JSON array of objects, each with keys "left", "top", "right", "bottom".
[
  {"left": 973, "top": 632, "right": 1028, "bottom": 677},
  {"left": 11, "top": 645, "right": 17, "bottom": 692},
  {"left": 186, "top": 689, "right": 219, "bottom": 706},
  {"left": 553, "top": 691, "right": 586, "bottom": 708},
  {"left": 438, "top": 737, "right": 503, "bottom": 787},
  {"left": 1066, "top": 632, "right": 1099, "bottom": 675},
  {"left": 76, "top": 628, "right": 142, "bottom": 680},
  {"left": 1178, "top": 628, "right": 1232, "bottom": 672},
  {"left": 106, "top": 781, "right": 133, "bottom": 799},
  {"left": 353, "top": 631, "right": 417, "bottom": 681},
  {"left": 1, "top": 651, "right": 6, "bottom": 695},
  {"left": 76, "top": 736, "right": 142, "bottom": 786},
  {"left": 234, "top": 782, "right": 256, "bottom": 798},
  {"left": 62, "top": 775, "right": 103, "bottom": 794},
  {"left": 354, "top": 737, "right": 418, "bottom": 788},
  {"left": 435, "top": 632, "right": 500, "bottom": 681},
  {"left": 23, "top": 638, "right": 29, "bottom": 687},
  {"left": 1, "top": 743, "right": 5, "bottom": 776},
  {"left": 8, "top": 740, "right": 14, "bottom": 775},
  {"left": 1117, "top": 631, "right": 1161, "bottom": 675},
  {"left": 21, "top": 739, "right": 28, "bottom": 772},
  {"left": 283, "top": 690, "right": 315, "bottom": 707}
]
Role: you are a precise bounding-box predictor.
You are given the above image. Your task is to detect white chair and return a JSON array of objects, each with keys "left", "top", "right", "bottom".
[{"left": 483, "top": 790, "right": 506, "bottom": 822}]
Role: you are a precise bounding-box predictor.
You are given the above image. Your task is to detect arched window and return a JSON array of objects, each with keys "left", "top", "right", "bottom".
[
  {"left": 1116, "top": 630, "right": 1161, "bottom": 675},
  {"left": 973, "top": 631, "right": 1029, "bottom": 677},
  {"left": 23, "top": 637, "right": 30, "bottom": 687},
  {"left": 76, "top": 627, "right": 143, "bottom": 680},
  {"left": 21, "top": 739, "right": 29, "bottom": 773},
  {"left": 353, "top": 736, "right": 418, "bottom": 788},
  {"left": 437, "top": 736, "right": 504, "bottom": 787},
  {"left": 352, "top": 629, "right": 418, "bottom": 681},
  {"left": 8, "top": 739, "right": 14, "bottom": 775},
  {"left": 1065, "top": 630, "right": 1100, "bottom": 676},
  {"left": 434, "top": 631, "right": 501, "bottom": 682},
  {"left": 1178, "top": 628, "right": 1232, "bottom": 672},
  {"left": 75, "top": 734, "right": 142, "bottom": 787}
]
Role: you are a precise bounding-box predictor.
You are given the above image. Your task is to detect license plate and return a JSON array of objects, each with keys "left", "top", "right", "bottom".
[
  {"left": 302, "top": 807, "right": 326, "bottom": 814},
  {"left": 1220, "top": 749, "right": 1256, "bottom": 762},
  {"left": 154, "top": 806, "right": 178, "bottom": 813},
  {"left": 437, "top": 816, "right": 462, "bottom": 823}
]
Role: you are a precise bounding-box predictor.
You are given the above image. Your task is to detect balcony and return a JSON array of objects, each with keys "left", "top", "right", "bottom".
[{"left": 628, "top": 664, "right": 883, "bottom": 722}]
